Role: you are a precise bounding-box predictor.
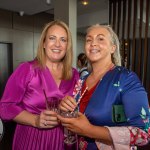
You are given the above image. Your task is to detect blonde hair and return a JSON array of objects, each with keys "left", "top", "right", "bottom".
[
  {"left": 86, "top": 24, "right": 121, "bottom": 66},
  {"left": 36, "top": 20, "right": 73, "bottom": 80}
]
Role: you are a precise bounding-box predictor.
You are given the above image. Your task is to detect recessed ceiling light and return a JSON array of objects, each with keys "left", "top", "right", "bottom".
[{"left": 81, "top": 0, "right": 89, "bottom": 6}]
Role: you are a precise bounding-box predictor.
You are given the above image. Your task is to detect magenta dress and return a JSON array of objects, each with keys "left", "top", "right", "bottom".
[{"left": 0, "top": 60, "right": 79, "bottom": 150}]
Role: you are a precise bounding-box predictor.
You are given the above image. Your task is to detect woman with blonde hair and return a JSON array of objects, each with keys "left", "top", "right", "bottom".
[
  {"left": 0, "top": 20, "right": 79, "bottom": 150},
  {"left": 59, "top": 24, "right": 150, "bottom": 150}
]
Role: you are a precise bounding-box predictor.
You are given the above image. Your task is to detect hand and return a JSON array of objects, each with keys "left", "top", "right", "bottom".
[
  {"left": 36, "top": 110, "right": 60, "bottom": 128},
  {"left": 57, "top": 112, "right": 93, "bottom": 137},
  {"left": 59, "top": 95, "right": 77, "bottom": 112}
]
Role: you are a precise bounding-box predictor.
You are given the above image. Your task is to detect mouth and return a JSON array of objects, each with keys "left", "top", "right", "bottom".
[
  {"left": 52, "top": 49, "right": 61, "bottom": 53},
  {"left": 90, "top": 49, "right": 100, "bottom": 53}
]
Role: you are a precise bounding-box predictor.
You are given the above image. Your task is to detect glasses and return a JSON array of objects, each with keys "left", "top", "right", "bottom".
[
  {"left": 60, "top": 110, "right": 78, "bottom": 149},
  {"left": 60, "top": 86, "right": 88, "bottom": 149},
  {"left": 43, "top": 90, "right": 60, "bottom": 113}
]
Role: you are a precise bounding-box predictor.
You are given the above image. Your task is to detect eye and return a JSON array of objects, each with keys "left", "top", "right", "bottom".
[
  {"left": 60, "top": 37, "right": 67, "bottom": 43},
  {"left": 86, "top": 38, "right": 92, "bottom": 43},
  {"left": 49, "top": 36, "right": 56, "bottom": 41},
  {"left": 97, "top": 37, "right": 104, "bottom": 41}
]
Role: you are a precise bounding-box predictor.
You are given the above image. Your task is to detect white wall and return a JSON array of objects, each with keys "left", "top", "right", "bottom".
[{"left": 77, "top": 34, "right": 85, "bottom": 56}]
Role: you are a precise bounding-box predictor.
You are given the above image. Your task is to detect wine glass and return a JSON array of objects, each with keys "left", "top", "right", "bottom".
[{"left": 60, "top": 111, "right": 78, "bottom": 150}]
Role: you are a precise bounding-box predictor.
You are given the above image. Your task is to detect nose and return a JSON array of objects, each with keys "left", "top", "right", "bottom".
[
  {"left": 91, "top": 39, "right": 97, "bottom": 46},
  {"left": 55, "top": 39, "right": 61, "bottom": 47}
]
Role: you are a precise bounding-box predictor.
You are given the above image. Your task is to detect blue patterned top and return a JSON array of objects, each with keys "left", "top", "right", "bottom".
[{"left": 76, "top": 66, "right": 150, "bottom": 149}]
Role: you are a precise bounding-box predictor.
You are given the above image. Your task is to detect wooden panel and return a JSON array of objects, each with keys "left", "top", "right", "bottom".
[
  {"left": 137, "top": 0, "right": 143, "bottom": 79},
  {"left": 131, "top": 0, "right": 137, "bottom": 71},
  {"left": 126, "top": 0, "right": 132, "bottom": 69},
  {"left": 117, "top": 0, "right": 121, "bottom": 36},
  {"left": 143, "top": 0, "right": 149, "bottom": 85},
  {"left": 121, "top": 0, "right": 127, "bottom": 65},
  {"left": 112, "top": 0, "right": 116, "bottom": 31},
  {"left": 109, "top": 0, "right": 113, "bottom": 25},
  {"left": 109, "top": 0, "right": 150, "bottom": 102}
]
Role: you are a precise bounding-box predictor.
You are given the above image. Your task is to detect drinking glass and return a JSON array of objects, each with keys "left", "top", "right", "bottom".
[
  {"left": 60, "top": 111, "right": 78, "bottom": 150},
  {"left": 45, "top": 97, "right": 60, "bottom": 113}
]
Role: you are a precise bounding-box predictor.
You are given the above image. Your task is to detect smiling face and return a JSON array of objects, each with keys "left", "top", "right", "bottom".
[
  {"left": 44, "top": 25, "right": 68, "bottom": 63},
  {"left": 85, "top": 26, "right": 116, "bottom": 64}
]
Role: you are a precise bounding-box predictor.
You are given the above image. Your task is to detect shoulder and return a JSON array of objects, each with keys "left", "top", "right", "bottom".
[
  {"left": 11, "top": 60, "right": 39, "bottom": 82},
  {"left": 115, "top": 66, "right": 140, "bottom": 80},
  {"left": 16, "top": 59, "right": 39, "bottom": 72},
  {"left": 72, "top": 67, "right": 79, "bottom": 74},
  {"left": 114, "top": 66, "right": 145, "bottom": 92}
]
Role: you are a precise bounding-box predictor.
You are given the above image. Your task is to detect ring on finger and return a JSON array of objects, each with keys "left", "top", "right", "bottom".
[{"left": 44, "top": 120, "right": 47, "bottom": 126}]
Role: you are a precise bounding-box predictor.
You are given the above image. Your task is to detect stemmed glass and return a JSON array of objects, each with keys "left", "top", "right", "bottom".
[{"left": 60, "top": 110, "right": 78, "bottom": 150}]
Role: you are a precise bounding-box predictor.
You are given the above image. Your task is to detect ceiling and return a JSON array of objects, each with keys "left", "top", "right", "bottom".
[
  {"left": 0, "top": 0, "right": 108, "bottom": 16},
  {"left": 0, "top": 0, "right": 108, "bottom": 33}
]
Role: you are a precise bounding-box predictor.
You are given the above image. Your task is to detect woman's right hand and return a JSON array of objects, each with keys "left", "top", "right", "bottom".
[
  {"left": 35, "top": 110, "right": 59, "bottom": 129},
  {"left": 59, "top": 95, "right": 77, "bottom": 112}
]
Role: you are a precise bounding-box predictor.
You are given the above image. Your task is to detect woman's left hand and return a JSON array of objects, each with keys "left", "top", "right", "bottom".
[{"left": 57, "top": 112, "right": 92, "bottom": 137}]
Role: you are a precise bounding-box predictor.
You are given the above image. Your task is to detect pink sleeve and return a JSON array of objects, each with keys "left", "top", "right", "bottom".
[
  {"left": 106, "top": 126, "right": 131, "bottom": 149},
  {"left": 95, "top": 127, "right": 131, "bottom": 150},
  {"left": 0, "top": 62, "right": 32, "bottom": 121},
  {"left": 95, "top": 126, "right": 150, "bottom": 150}
]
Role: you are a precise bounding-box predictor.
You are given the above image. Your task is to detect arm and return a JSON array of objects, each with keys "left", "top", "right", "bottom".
[
  {"left": 105, "top": 70, "right": 150, "bottom": 148},
  {"left": 13, "top": 110, "right": 38, "bottom": 127},
  {"left": 0, "top": 62, "right": 31, "bottom": 120},
  {"left": 121, "top": 71, "right": 149, "bottom": 128},
  {"left": 0, "top": 62, "right": 59, "bottom": 128},
  {"left": 103, "top": 71, "right": 150, "bottom": 148},
  {"left": 59, "top": 76, "right": 150, "bottom": 148},
  {"left": 14, "top": 110, "right": 59, "bottom": 129}
]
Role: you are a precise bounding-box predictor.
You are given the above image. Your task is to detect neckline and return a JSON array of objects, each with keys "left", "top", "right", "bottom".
[
  {"left": 45, "top": 66, "right": 62, "bottom": 89},
  {"left": 86, "top": 64, "right": 115, "bottom": 90}
]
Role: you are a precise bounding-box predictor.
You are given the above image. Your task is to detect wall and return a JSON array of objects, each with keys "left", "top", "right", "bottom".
[
  {"left": 0, "top": 9, "right": 87, "bottom": 70},
  {"left": 77, "top": 34, "right": 85, "bottom": 56},
  {"left": 78, "top": 9, "right": 109, "bottom": 28},
  {"left": 0, "top": 9, "right": 53, "bottom": 70}
]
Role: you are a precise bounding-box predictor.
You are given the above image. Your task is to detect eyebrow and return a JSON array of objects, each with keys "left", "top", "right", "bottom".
[
  {"left": 86, "top": 34, "right": 105, "bottom": 38},
  {"left": 48, "top": 35, "right": 67, "bottom": 39},
  {"left": 97, "top": 34, "right": 105, "bottom": 37}
]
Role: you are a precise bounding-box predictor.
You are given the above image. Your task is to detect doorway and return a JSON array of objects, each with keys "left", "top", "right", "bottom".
[
  {"left": 0, "top": 42, "right": 16, "bottom": 150},
  {"left": 0, "top": 42, "right": 13, "bottom": 98}
]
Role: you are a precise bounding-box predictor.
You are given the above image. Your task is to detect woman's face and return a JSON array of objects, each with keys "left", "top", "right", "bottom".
[
  {"left": 85, "top": 27, "right": 115, "bottom": 63},
  {"left": 44, "top": 25, "right": 68, "bottom": 63}
]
